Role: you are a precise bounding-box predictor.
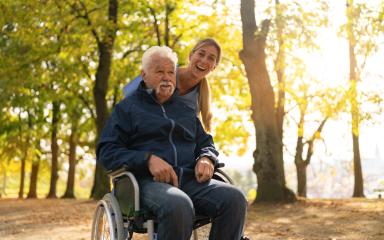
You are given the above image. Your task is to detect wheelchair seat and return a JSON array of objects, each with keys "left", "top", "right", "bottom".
[{"left": 91, "top": 164, "right": 233, "bottom": 240}]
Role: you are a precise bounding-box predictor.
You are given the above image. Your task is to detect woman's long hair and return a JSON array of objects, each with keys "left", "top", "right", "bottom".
[
  {"left": 192, "top": 38, "right": 221, "bottom": 133},
  {"left": 199, "top": 77, "right": 212, "bottom": 132}
]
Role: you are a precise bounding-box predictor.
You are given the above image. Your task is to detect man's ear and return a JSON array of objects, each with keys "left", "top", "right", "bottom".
[{"left": 141, "top": 70, "right": 146, "bottom": 81}]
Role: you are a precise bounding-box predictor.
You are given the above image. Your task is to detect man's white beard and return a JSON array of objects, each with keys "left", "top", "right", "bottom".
[{"left": 155, "top": 80, "right": 175, "bottom": 100}]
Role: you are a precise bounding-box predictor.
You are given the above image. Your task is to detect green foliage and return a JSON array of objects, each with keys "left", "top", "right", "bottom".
[{"left": 1, "top": 0, "right": 383, "bottom": 198}]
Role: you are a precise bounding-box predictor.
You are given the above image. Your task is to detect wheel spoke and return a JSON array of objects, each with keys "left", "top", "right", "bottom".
[{"left": 102, "top": 213, "right": 111, "bottom": 240}]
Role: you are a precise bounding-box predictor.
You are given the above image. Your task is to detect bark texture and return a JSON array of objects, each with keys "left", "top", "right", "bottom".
[
  {"left": 47, "top": 101, "right": 60, "bottom": 198},
  {"left": 240, "top": 0, "right": 295, "bottom": 202}
]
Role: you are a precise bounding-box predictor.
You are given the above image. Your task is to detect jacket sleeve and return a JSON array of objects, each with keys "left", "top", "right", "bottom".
[
  {"left": 96, "top": 102, "right": 150, "bottom": 173},
  {"left": 194, "top": 117, "right": 219, "bottom": 165}
]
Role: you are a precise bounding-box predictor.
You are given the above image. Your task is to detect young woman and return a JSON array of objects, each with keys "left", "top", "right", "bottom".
[{"left": 123, "top": 38, "right": 221, "bottom": 132}]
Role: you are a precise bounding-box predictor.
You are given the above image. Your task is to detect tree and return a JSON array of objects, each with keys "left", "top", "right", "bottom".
[
  {"left": 57, "top": 0, "right": 119, "bottom": 199},
  {"left": 18, "top": 111, "right": 31, "bottom": 198},
  {"left": 291, "top": 83, "right": 347, "bottom": 197},
  {"left": 239, "top": 0, "right": 295, "bottom": 202},
  {"left": 47, "top": 100, "right": 60, "bottom": 198},
  {"left": 62, "top": 113, "right": 80, "bottom": 199},
  {"left": 346, "top": 0, "right": 364, "bottom": 197},
  {"left": 272, "top": 0, "right": 328, "bottom": 174},
  {"left": 343, "top": 0, "right": 383, "bottom": 197}
]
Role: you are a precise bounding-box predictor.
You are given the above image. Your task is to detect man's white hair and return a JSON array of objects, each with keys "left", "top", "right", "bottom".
[{"left": 142, "top": 46, "right": 178, "bottom": 72}]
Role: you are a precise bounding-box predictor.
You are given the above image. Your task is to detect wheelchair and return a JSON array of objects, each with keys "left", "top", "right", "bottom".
[{"left": 91, "top": 163, "right": 233, "bottom": 240}]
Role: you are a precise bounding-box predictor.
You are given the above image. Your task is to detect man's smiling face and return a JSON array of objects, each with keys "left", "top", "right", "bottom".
[{"left": 142, "top": 55, "right": 176, "bottom": 103}]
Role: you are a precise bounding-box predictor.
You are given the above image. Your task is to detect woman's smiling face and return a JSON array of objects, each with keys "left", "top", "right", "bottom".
[{"left": 188, "top": 44, "right": 219, "bottom": 79}]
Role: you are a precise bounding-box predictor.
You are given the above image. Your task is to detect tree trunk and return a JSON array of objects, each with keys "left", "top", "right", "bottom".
[
  {"left": 346, "top": 0, "right": 364, "bottom": 197},
  {"left": 240, "top": 0, "right": 295, "bottom": 202},
  {"left": 352, "top": 134, "right": 364, "bottom": 197},
  {"left": 296, "top": 163, "right": 307, "bottom": 197},
  {"left": 295, "top": 113, "right": 327, "bottom": 198},
  {"left": 47, "top": 101, "right": 60, "bottom": 198},
  {"left": 27, "top": 159, "right": 40, "bottom": 199},
  {"left": 18, "top": 147, "right": 27, "bottom": 199},
  {"left": 91, "top": 0, "right": 118, "bottom": 200},
  {"left": 274, "top": 0, "right": 286, "bottom": 185},
  {"left": 62, "top": 117, "right": 79, "bottom": 199},
  {"left": 294, "top": 104, "right": 307, "bottom": 197},
  {"left": 18, "top": 111, "right": 31, "bottom": 199},
  {"left": 294, "top": 129, "right": 307, "bottom": 197}
]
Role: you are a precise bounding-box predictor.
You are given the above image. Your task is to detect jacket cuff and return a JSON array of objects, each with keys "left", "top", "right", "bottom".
[{"left": 196, "top": 153, "right": 218, "bottom": 167}]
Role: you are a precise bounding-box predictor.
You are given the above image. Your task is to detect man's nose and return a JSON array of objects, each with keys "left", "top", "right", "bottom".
[{"left": 162, "top": 73, "right": 172, "bottom": 81}]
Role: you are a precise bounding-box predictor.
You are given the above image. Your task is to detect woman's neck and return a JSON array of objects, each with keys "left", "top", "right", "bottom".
[{"left": 177, "top": 67, "right": 201, "bottom": 95}]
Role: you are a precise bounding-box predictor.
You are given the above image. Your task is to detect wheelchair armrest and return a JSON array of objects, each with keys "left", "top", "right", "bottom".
[
  {"left": 216, "top": 162, "right": 225, "bottom": 169},
  {"left": 107, "top": 165, "right": 130, "bottom": 177},
  {"left": 108, "top": 165, "right": 140, "bottom": 215}
]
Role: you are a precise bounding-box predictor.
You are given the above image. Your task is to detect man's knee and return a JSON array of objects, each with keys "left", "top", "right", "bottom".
[
  {"left": 219, "top": 186, "right": 247, "bottom": 214},
  {"left": 158, "top": 192, "right": 194, "bottom": 221}
]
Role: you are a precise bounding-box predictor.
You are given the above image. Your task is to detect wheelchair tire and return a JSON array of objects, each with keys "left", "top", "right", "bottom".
[{"left": 91, "top": 193, "right": 125, "bottom": 240}]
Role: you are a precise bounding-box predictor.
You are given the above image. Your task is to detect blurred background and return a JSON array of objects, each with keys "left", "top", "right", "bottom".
[{"left": 0, "top": 0, "right": 383, "bottom": 201}]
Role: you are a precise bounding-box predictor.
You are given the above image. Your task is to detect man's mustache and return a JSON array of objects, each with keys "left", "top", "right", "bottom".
[{"left": 159, "top": 80, "right": 174, "bottom": 87}]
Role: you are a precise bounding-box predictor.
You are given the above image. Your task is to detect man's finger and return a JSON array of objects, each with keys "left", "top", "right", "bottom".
[
  {"left": 195, "top": 167, "right": 203, "bottom": 182},
  {"left": 200, "top": 165, "right": 213, "bottom": 183},
  {"left": 170, "top": 169, "right": 179, "bottom": 188},
  {"left": 201, "top": 167, "right": 209, "bottom": 182},
  {"left": 153, "top": 175, "right": 159, "bottom": 182},
  {"left": 164, "top": 172, "right": 170, "bottom": 183}
]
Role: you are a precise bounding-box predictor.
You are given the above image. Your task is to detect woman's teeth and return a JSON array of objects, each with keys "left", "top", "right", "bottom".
[{"left": 196, "top": 65, "right": 206, "bottom": 71}]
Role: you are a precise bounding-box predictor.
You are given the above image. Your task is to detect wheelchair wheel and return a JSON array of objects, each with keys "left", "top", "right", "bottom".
[
  {"left": 91, "top": 193, "right": 125, "bottom": 240},
  {"left": 213, "top": 168, "right": 234, "bottom": 184}
]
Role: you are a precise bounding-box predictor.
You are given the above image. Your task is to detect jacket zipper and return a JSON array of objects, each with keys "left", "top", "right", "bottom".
[
  {"left": 160, "top": 105, "right": 178, "bottom": 167},
  {"left": 150, "top": 94, "right": 182, "bottom": 187}
]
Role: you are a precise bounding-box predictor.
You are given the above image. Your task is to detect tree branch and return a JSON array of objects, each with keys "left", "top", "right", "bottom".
[{"left": 149, "top": 7, "right": 162, "bottom": 46}]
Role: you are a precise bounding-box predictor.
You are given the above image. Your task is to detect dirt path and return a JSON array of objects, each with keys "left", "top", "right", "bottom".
[{"left": 0, "top": 198, "right": 383, "bottom": 239}]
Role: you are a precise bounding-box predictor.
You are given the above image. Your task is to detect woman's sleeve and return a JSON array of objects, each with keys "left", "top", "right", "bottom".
[{"left": 123, "top": 75, "right": 142, "bottom": 98}]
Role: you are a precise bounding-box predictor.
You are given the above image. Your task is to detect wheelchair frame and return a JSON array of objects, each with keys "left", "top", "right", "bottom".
[{"left": 91, "top": 164, "right": 233, "bottom": 240}]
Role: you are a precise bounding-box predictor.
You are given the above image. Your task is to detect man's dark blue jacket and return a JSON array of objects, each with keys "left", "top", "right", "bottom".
[{"left": 96, "top": 82, "right": 218, "bottom": 177}]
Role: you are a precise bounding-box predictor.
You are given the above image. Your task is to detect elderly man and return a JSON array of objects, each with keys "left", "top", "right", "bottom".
[{"left": 97, "top": 46, "right": 247, "bottom": 240}]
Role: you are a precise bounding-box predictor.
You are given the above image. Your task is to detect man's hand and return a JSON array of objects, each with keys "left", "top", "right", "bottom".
[
  {"left": 195, "top": 157, "right": 214, "bottom": 183},
  {"left": 148, "top": 155, "right": 179, "bottom": 187}
]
